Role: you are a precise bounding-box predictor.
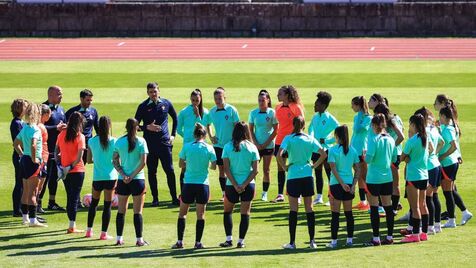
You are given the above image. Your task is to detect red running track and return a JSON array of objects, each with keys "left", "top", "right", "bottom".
[{"left": 0, "top": 38, "right": 475, "bottom": 60}]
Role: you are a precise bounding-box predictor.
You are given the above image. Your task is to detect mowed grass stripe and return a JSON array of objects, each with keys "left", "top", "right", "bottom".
[{"left": 0, "top": 73, "right": 475, "bottom": 88}]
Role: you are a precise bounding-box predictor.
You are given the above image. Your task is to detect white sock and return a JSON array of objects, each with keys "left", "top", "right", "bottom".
[
  {"left": 373, "top": 237, "right": 380, "bottom": 242},
  {"left": 346, "top": 237, "right": 353, "bottom": 243},
  {"left": 387, "top": 236, "right": 393, "bottom": 240},
  {"left": 226, "top": 235, "right": 233, "bottom": 242},
  {"left": 317, "top": 194, "right": 322, "bottom": 200},
  {"left": 22, "top": 214, "right": 29, "bottom": 221},
  {"left": 137, "top": 237, "right": 144, "bottom": 243},
  {"left": 30, "top": 217, "right": 36, "bottom": 224},
  {"left": 238, "top": 238, "right": 244, "bottom": 244},
  {"left": 117, "top": 235, "right": 123, "bottom": 242},
  {"left": 69, "top": 221, "right": 75, "bottom": 228},
  {"left": 462, "top": 209, "right": 469, "bottom": 214},
  {"left": 331, "top": 239, "right": 337, "bottom": 245}
]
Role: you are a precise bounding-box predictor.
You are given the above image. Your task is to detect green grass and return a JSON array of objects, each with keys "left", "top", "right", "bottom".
[{"left": 0, "top": 60, "right": 475, "bottom": 267}]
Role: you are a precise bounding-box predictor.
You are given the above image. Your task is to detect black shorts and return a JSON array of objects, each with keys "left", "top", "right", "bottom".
[
  {"left": 116, "top": 179, "right": 146, "bottom": 196},
  {"left": 406, "top": 180, "right": 428, "bottom": 191},
  {"left": 392, "top": 155, "right": 402, "bottom": 169},
  {"left": 329, "top": 184, "right": 355, "bottom": 201},
  {"left": 274, "top": 144, "right": 288, "bottom": 158},
  {"left": 311, "top": 151, "right": 328, "bottom": 162},
  {"left": 286, "top": 177, "right": 315, "bottom": 198},
  {"left": 93, "top": 180, "right": 117, "bottom": 191},
  {"left": 366, "top": 182, "right": 393, "bottom": 196},
  {"left": 181, "top": 184, "right": 210, "bottom": 204},
  {"left": 442, "top": 163, "right": 458, "bottom": 181},
  {"left": 428, "top": 167, "right": 442, "bottom": 188},
  {"left": 259, "top": 149, "right": 274, "bottom": 158},
  {"left": 225, "top": 184, "right": 255, "bottom": 203},
  {"left": 20, "top": 155, "right": 40, "bottom": 179},
  {"left": 214, "top": 147, "right": 224, "bottom": 166}
]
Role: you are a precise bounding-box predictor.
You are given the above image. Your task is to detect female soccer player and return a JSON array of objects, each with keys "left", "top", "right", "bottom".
[
  {"left": 14, "top": 102, "right": 46, "bottom": 227},
  {"left": 85, "top": 116, "right": 118, "bottom": 240},
  {"left": 36, "top": 104, "right": 51, "bottom": 219},
  {"left": 10, "top": 99, "right": 27, "bottom": 217},
  {"left": 364, "top": 114, "right": 396, "bottom": 246},
  {"left": 401, "top": 114, "right": 430, "bottom": 243},
  {"left": 278, "top": 116, "right": 326, "bottom": 249},
  {"left": 55, "top": 111, "right": 86, "bottom": 233},
  {"left": 374, "top": 103, "right": 405, "bottom": 215},
  {"left": 177, "top": 89, "right": 210, "bottom": 190},
  {"left": 172, "top": 123, "right": 217, "bottom": 249},
  {"left": 309, "top": 91, "right": 339, "bottom": 205},
  {"left": 327, "top": 125, "right": 360, "bottom": 248},
  {"left": 113, "top": 118, "right": 149, "bottom": 246},
  {"left": 219, "top": 122, "right": 259, "bottom": 248},
  {"left": 209, "top": 87, "right": 240, "bottom": 201},
  {"left": 249, "top": 90, "right": 278, "bottom": 201},
  {"left": 273, "top": 85, "right": 304, "bottom": 203},
  {"left": 350, "top": 96, "right": 372, "bottom": 211}
]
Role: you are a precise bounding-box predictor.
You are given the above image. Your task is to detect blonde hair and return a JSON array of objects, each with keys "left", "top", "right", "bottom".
[{"left": 24, "top": 102, "right": 41, "bottom": 125}]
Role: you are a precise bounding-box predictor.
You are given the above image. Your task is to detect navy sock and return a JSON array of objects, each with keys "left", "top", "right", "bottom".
[
  {"left": 391, "top": 195, "right": 400, "bottom": 211},
  {"left": 223, "top": 212, "right": 233, "bottom": 237},
  {"left": 443, "top": 191, "right": 455, "bottom": 218},
  {"left": 306, "top": 212, "right": 315, "bottom": 241},
  {"left": 384, "top": 206, "right": 394, "bottom": 237},
  {"left": 426, "top": 196, "right": 435, "bottom": 226},
  {"left": 87, "top": 198, "right": 99, "bottom": 228},
  {"left": 344, "top": 211, "right": 354, "bottom": 238},
  {"left": 116, "top": 213, "right": 125, "bottom": 236},
  {"left": 101, "top": 201, "right": 112, "bottom": 232},
  {"left": 21, "top": 203, "right": 28, "bottom": 215},
  {"left": 263, "top": 182, "right": 270, "bottom": 192},
  {"left": 28, "top": 205, "right": 36, "bottom": 219},
  {"left": 370, "top": 206, "right": 380, "bottom": 237},
  {"left": 412, "top": 217, "right": 421, "bottom": 234},
  {"left": 422, "top": 214, "right": 429, "bottom": 233},
  {"left": 278, "top": 171, "right": 285, "bottom": 195},
  {"left": 453, "top": 190, "right": 467, "bottom": 211},
  {"left": 359, "top": 188, "right": 366, "bottom": 202},
  {"left": 133, "top": 213, "right": 143, "bottom": 238},
  {"left": 196, "top": 219, "right": 205, "bottom": 242},
  {"left": 289, "top": 211, "right": 298, "bottom": 245},
  {"left": 433, "top": 193, "right": 441, "bottom": 223},
  {"left": 239, "top": 214, "right": 250, "bottom": 240},
  {"left": 177, "top": 218, "right": 185, "bottom": 241},
  {"left": 331, "top": 211, "right": 340, "bottom": 240}
]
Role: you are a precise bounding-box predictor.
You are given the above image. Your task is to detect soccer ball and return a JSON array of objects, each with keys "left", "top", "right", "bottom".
[
  {"left": 112, "top": 194, "right": 119, "bottom": 208},
  {"left": 82, "top": 193, "right": 92, "bottom": 207}
]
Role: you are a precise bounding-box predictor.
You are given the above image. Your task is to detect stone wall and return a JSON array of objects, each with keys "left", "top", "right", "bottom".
[{"left": 0, "top": 2, "right": 474, "bottom": 37}]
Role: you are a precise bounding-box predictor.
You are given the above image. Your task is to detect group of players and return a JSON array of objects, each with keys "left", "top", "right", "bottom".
[{"left": 10, "top": 83, "right": 472, "bottom": 249}]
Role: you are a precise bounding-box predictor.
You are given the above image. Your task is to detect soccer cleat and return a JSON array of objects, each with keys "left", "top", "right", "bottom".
[
  {"left": 36, "top": 206, "right": 45, "bottom": 214},
  {"left": 150, "top": 200, "right": 159, "bottom": 207},
  {"left": 353, "top": 201, "right": 370, "bottom": 211},
  {"left": 313, "top": 197, "right": 324, "bottom": 205},
  {"left": 378, "top": 206, "right": 386, "bottom": 217},
  {"left": 326, "top": 242, "right": 337, "bottom": 249},
  {"left": 115, "top": 240, "right": 124, "bottom": 246},
  {"left": 67, "top": 227, "right": 84, "bottom": 234},
  {"left": 434, "top": 224, "right": 442, "bottom": 233},
  {"left": 273, "top": 195, "right": 285, "bottom": 203},
  {"left": 400, "top": 228, "right": 412, "bottom": 236},
  {"left": 85, "top": 229, "right": 93, "bottom": 238},
  {"left": 236, "top": 242, "right": 246, "bottom": 248},
  {"left": 261, "top": 192, "right": 268, "bottom": 202},
  {"left": 136, "top": 240, "right": 149, "bottom": 247},
  {"left": 48, "top": 202, "right": 65, "bottom": 211},
  {"left": 99, "top": 233, "right": 113, "bottom": 240},
  {"left": 419, "top": 233, "right": 428, "bottom": 241},
  {"left": 194, "top": 242, "right": 205, "bottom": 249},
  {"left": 171, "top": 241, "right": 184, "bottom": 249},
  {"left": 29, "top": 221, "right": 48, "bottom": 227},
  {"left": 381, "top": 238, "right": 394, "bottom": 245},
  {"left": 282, "top": 243, "right": 296, "bottom": 249},
  {"left": 441, "top": 211, "right": 449, "bottom": 221},
  {"left": 219, "top": 240, "right": 233, "bottom": 248},
  {"left": 398, "top": 211, "right": 410, "bottom": 221},
  {"left": 363, "top": 240, "right": 381, "bottom": 246},
  {"left": 345, "top": 241, "right": 353, "bottom": 247},
  {"left": 401, "top": 234, "right": 420, "bottom": 243},
  {"left": 442, "top": 219, "right": 457, "bottom": 228},
  {"left": 309, "top": 240, "right": 317, "bottom": 249},
  {"left": 22, "top": 219, "right": 29, "bottom": 225},
  {"left": 427, "top": 226, "right": 435, "bottom": 235},
  {"left": 461, "top": 210, "right": 473, "bottom": 226},
  {"left": 325, "top": 201, "right": 330, "bottom": 206},
  {"left": 298, "top": 197, "right": 302, "bottom": 205},
  {"left": 37, "top": 216, "right": 47, "bottom": 224},
  {"left": 172, "top": 199, "right": 180, "bottom": 206}
]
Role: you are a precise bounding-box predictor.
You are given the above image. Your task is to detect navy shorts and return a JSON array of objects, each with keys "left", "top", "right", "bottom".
[
  {"left": 225, "top": 184, "right": 255, "bottom": 203},
  {"left": 259, "top": 148, "right": 274, "bottom": 158},
  {"left": 392, "top": 155, "right": 402, "bottom": 169},
  {"left": 93, "top": 180, "right": 117, "bottom": 191},
  {"left": 442, "top": 163, "right": 458, "bottom": 181},
  {"left": 428, "top": 167, "right": 442, "bottom": 188},
  {"left": 214, "top": 147, "right": 224, "bottom": 166},
  {"left": 329, "top": 184, "right": 355, "bottom": 201},
  {"left": 406, "top": 180, "right": 428, "bottom": 191},
  {"left": 181, "top": 184, "right": 210, "bottom": 204},
  {"left": 20, "top": 155, "right": 40, "bottom": 179},
  {"left": 116, "top": 179, "right": 146, "bottom": 196},
  {"left": 366, "top": 182, "right": 393, "bottom": 196},
  {"left": 287, "top": 177, "right": 314, "bottom": 198},
  {"left": 274, "top": 144, "right": 288, "bottom": 158}
]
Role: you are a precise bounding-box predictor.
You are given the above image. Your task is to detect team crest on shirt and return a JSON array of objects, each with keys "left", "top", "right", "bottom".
[
  {"left": 266, "top": 117, "right": 270, "bottom": 122},
  {"left": 161, "top": 106, "right": 166, "bottom": 111},
  {"left": 322, "top": 120, "right": 326, "bottom": 125},
  {"left": 225, "top": 115, "right": 229, "bottom": 120}
]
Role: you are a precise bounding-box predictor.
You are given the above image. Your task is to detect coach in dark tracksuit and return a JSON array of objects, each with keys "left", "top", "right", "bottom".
[
  {"left": 39, "top": 85, "right": 67, "bottom": 212},
  {"left": 135, "top": 82, "right": 179, "bottom": 206}
]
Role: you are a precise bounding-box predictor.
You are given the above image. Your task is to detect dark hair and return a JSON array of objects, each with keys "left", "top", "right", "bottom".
[
  {"left": 80, "top": 89, "right": 93, "bottom": 98},
  {"left": 11, "top": 98, "right": 27, "bottom": 118},
  {"left": 335, "top": 125, "right": 350, "bottom": 155},
  {"left": 373, "top": 103, "right": 396, "bottom": 129},
  {"left": 370, "top": 93, "right": 385, "bottom": 104},
  {"left": 352, "top": 96, "right": 369, "bottom": 114},
  {"left": 383, "top": 97, "right": 389, "bottom": 107},
  {"left": 258, "top": 89, "right": 272, "bottom": 108},
  {"left": 232, "top": 121, "right": 251, "bottom": 152},
  {"left": 409, "top": 114, "right": 427, "bottom": 148},
  {"left": 435, "top": 94, "right": 459, "bottom": 121},
  {"left": 292, "top": 116, "right": 305, "bottom": 134},
  {"left": 214, "top": 87, "right": 225, "bottom": 96},
  {"left": 65, "top": 112, "right": 84, "bottom": 143},
  {"left": 147, "top": 82, "right": 158, "bottom": 90},
  {"left": 440, "top": 106, "right": 461, "bottom": 137},
  {"left": 414, "top": 106, "right": 434, "bottom": 125},
  {"left": 279, "top": 85, "right": 303, "bottom": 110},
  {"left": 194, "top": 123, "right": 207, "bottom": 140},
  {"left": 191, "top": 89, "right": 204, "bottom": 118},
  {"left": 40, "top": 104, "right": 51, "bottom": 116},
  {"left": 98, "top": 116, "right": 111, "bottom": 150},
  {"left": 372, "top": 113, "right": 387, "bottom": 132},
  {"left": 316, "top": 91, "right": 332, "bottom": 107},
  {"left": 125, "top": 118, "right": 138, "bottom": 153}
]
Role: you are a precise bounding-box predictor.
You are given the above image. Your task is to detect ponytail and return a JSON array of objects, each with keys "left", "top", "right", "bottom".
[
  {"left": 410, "top": 114, "right": 427, "bottom": 148},
  {"left": 372, "top": 113, "right": 387, "bottom": 133},
  {"left": 232, "top": 121, "right": 251, "bottom": 152},
  {"left": 193, "top": 123, "right": 207, "bottom": 140},
  {"left": 352, "top": 96, "right": 369, "bottom": 115},
  {"left": 98, "top": 116, "right": 112, "bottom": 150},
  {"left": 335, "top": 125, "right": 350, "bottom": 155},
  {"left": 125, "top": 118, "right": 138, "bottom": 153},
  {"left": 191, "top": 89, "right": 204, "bottom": 118},
  {"left": 292, "top": 116, "right": 305, "bottom": 134},
  {"left": 440, "top": 106, "right": 461, "bottom": 137}
]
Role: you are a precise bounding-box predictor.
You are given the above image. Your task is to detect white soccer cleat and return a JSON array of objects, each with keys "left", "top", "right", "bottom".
[{"left": 461, "top": 210, "right": 473, "bottom": 226}]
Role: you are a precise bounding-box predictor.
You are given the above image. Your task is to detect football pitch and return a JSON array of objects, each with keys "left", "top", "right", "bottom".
[{"left": 0, "top": 60, "right": 475, "bottom": 267}]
